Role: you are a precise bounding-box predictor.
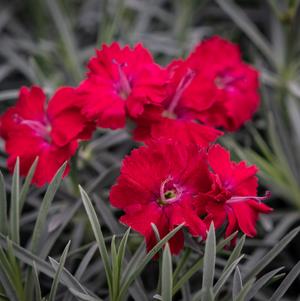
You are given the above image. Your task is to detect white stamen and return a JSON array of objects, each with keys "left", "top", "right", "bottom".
[{"left": 227, "top": 191, "right": 271, "bottom": 204}]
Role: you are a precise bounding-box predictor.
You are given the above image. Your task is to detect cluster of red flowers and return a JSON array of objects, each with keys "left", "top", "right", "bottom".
[
  {"left": 111, "top": 142, "right": 271, "bottom": 254},
  {"left": 0, "top": 36, "right": 271, "bottom": 253}
]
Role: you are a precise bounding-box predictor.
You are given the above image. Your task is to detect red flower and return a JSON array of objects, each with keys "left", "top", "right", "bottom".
[
  {"left": 77, "top": 42, "right": 168, "bottom": 129},
  {"left": 195, "top": 145, "right": 272, "bottom": 238},
  {"left": 0, "top": 86, "right": 93, "bottom": 186},
  {"left": 187, "top": 36, "right": 260, "bottom": 131},
  {"left": 110, "top": 141, "right": 210, "bottom": 254},
  {"left": 133, "top": 59, "right": 222, "bottom": 146}
]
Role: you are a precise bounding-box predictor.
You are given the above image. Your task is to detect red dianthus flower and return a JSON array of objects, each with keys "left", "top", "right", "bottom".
[
  {"left": 77, "top": 42, "right": 168, "bottom": 129},
  {"left": 195, "top": 145, "right": 272, "bottom": 238},
  {"left": 0, "top": 86, "right": 93, "bottom": 186},
  {"left": 133, "top": 59, "right": 222, "bottom": 146},
  {"left": 134, "top": 36, "right": 259, "bottom": 141},
  {"left": 110, "top": 141, "right": 210, "bottom": 254},
  {"left": 187, "top": 36, "right": 260, "bottom": 131}
]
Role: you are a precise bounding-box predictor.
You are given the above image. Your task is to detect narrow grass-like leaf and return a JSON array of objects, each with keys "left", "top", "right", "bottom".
[
  {"left": 45, "top": 0, "right": 82, "bottom": 82},
  {"left": 117, "top": 227, "right": 130, "bottom": 271},
  {"left": 74, "top": 244, "right": 98, "bottom": 280},
  {"left": 40, "top": 199, "right": 81, "bottom": 260},
  {"left": 121, "top": 243, "right": 145, "bottom": 282},
  {"left": 0, "top": 89, "right": 19, "bottom": 101},
  {"left": 173, "top": 231, "right": 238, "bottom": 295},
  {"left": 216, "top": 0, "right": 276, "bottom": 67},
  {"left": 115, "top": 227, "right": 131, "bottom": 297},
  {"left": 213, "top": 256, "right": 244, "bottom": 296},
  {"left": 98, "top": 0, "right": 125, "bottom": 44},
  {"left": 9, "top": 158, "right": 20, "bottom": 244},
  {"left": 246, "top": 125, "right": 274, "bottom": 162},
  {"left": 269, "top": 261, "right": 300, "bottom": 301},
  {"left": 0, "top": 45, "right": 36, "bottom": 82},
  {"left": 0, "top": 234, "right": 87, "bottom": 294},
  {"left": 267, "top": 112, "right": 300, "bottom": 191},
  {"left": 111, "top": 235, "right": 119, "bottom": 300},
  {"left": 0, "top": 171, "right": 8, "bottom": 235},
  {"left": 161, "top": 243, "right": 172, "bottom": 301},
  {"left": 93, "top": 194, "right": 122, "bottom": 234},
  {"left": 68, "top": 288, "right": 103, "bottom": 301},
  {"left": 200, "top": 288, "right": 214, "bottom": 301},
  {"left": 63, "top": 243, "right": 98, "bottom": 301},
  {"left": 25, "top": 163, "right": 66, "bottom": 299},
  {"left": 19, "top": 157, "right": 38, "bottom": 212},
  {"left": 234, "top": 279, "right": 255, "bottom": 301},
  {"left": 271, "top": 273, "right": 286, "bottom": 283},
  {"left": 232, "top": 267, "right": 243, "bottom": 299},
  {"left": 244, "top": 226, "right": 300, "bottom": 282},
  {"left": 224, "top": 236, "right": 245, "bottom": 271},
  {"left": 0, "top": 265, "right": 18, "bottom": 301},
  {"left": 118, "top": 223, "right": 184, "bottom": 301},
  {"left": 93, "top": 202, "right": 147, "bottom": 300},
  {"left": 192, "top": 287, "right": 214, "bottom": 301},
  {"left": 48, "top": 241, "right": 71, "bottom": 301},
  {"left": 0, "top": 239, "right": 24, "bottom": 300},
  {"left": 30, "top": 162, "right": 66, "bottom": 254},
  {"left": 0, "top": 245, "right": 20, "bottom": 299},
  {"left": 173, "top": 248, "right": 191, "bottom": 282},
  {"left": 151, "top": 222, "right": 163, "bottom": 280},
  {"left": 287, "top": 96, "right": 300, "bottom": 149},
  {"left": 0, "top": 248, "right": 13, "bottom": 277},
  {"left": 191, "top": 289, "right": 203, "bottom": 301},
  {"left": 47, "top": 257, "right": 89, "bottom": 295},
  {"left": 201, "top": 223, "right": 216, "bottom": 301},
  {"left": 6, "top": 239, "right": 24, "bottom": 299},
  {"left": 216, "top": 232, "right": 238, "bottom": 251},
  {"left": 32, "top": 262, "right": 42, "bottom": 301},
  {"left": 79, "top": 186, "right": 112, "bottom": 294},
  {"left": 245, "top": 267, "right": 284, "bottom": 301},
  {"left": 151, "top": 223, "right": 161, "bottom": 243}
]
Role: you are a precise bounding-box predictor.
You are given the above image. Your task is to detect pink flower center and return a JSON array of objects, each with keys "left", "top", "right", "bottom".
[
  {"left": 14, "top": 114, "right": 52, "bottom": 141},
  {"left": 226, "top": 191, "right": 270, "bottom": 204},
  {"left": 157, "top": 177, "right": 182, "bottom": 206},
  {"left": 165, "top": 68, "right": 196, "bottom": 118},
  {"left": 113, "top": 60, "right": 132, "bottom": 100}
]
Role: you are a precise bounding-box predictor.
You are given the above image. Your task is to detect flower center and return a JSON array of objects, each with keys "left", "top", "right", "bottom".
[
  {"left": 157, "top": 177, "right": 182, "bottom": 206},
  {"left": 164, "top": 189, "right": 176, "bottom": 199},
  {"left": 162, "top": 110, "right": 177, "bottom": 119},
  {"left": 165, "top": 68, "right": 196, "bottom": 116},
  {"left": 113, "top": 60, "right": 132, "bottom": 100}
]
